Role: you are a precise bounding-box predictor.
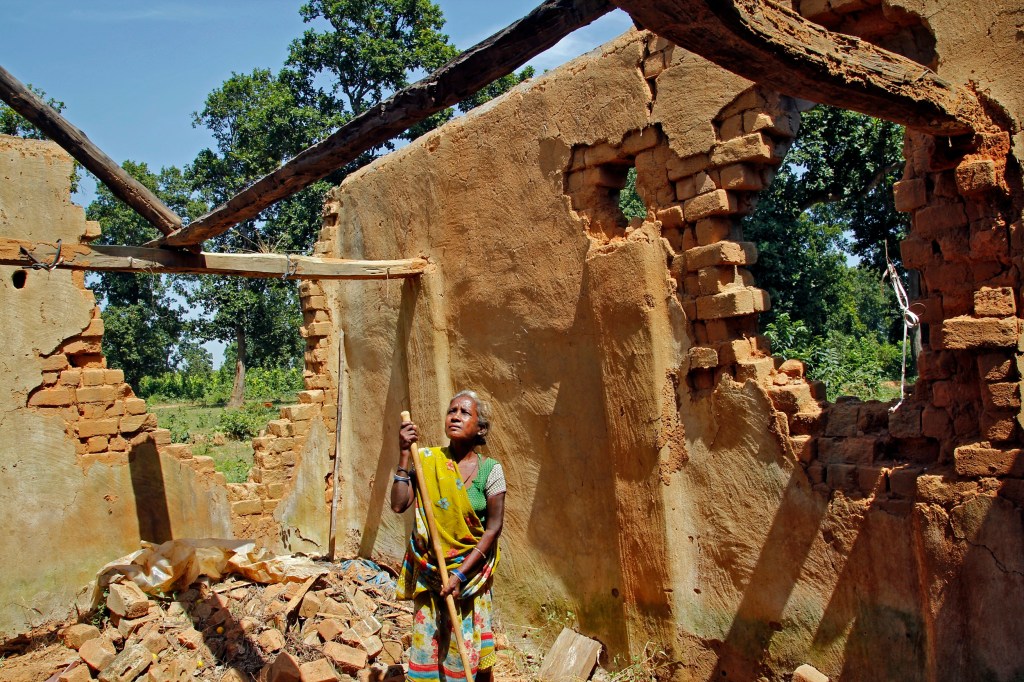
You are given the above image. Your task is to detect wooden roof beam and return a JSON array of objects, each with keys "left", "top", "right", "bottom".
[
  {"left": 611, "top": 0, "right": 982, "bottom": 135},
  {"left": 0, "top": 66, "right": 183, "bottom": 235},
  {"left": 151, "top": 0, "right": 614, "bottom": 249},
  {"left": 0, "top": 238, "right": 427, "bottom": 280}
]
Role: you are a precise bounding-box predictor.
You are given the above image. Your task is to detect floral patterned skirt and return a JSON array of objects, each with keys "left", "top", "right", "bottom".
[{"left": 407, "top": 589, "right": 496, "bottom": 682}]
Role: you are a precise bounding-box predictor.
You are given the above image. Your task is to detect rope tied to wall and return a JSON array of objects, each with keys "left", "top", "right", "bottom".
[
  {"left": 19, "top": 239, "right": 63, "bottom": 271},
  {"left": 882, "top": 243, "right": 920, "bottom": 413}
]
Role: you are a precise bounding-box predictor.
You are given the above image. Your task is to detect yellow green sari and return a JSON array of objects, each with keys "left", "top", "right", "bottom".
[{"left": 397, "top": 446, "right": 500, "bottom": 681}]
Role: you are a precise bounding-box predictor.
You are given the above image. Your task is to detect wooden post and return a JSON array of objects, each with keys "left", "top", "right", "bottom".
[
  {"left": 328, "top": 330, "right": 345, "bottom": 560},
  {"left": 0, "top": 65, "right": 183, "bottom": 235}
]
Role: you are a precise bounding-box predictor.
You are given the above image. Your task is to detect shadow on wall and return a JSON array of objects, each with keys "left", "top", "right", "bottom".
[{"left": 129, "top": 440, "right": 172, "bottom": 544}]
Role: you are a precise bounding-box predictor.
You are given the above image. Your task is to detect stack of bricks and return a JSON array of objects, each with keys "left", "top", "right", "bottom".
[
  {"left": 895, "top": 123, "right": 1021, "bottom": 460},
  {"left": 25, "top": 275, "right": 221, "bottom": 481},
  {"left": 564, "top": 34, "right": 804, "bottom": 392},
  {"left": 227, "top": 224, "right": 341, "bottom": 531}
]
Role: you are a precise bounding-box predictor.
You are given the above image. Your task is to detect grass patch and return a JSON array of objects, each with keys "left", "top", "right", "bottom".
[{"left": 148, "top": 398, "right": 291, "bottom": 483}]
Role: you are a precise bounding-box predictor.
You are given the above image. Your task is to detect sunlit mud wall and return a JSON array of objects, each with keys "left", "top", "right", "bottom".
[
  {"left": 320, "top": 19, "right": 1024, "bottom": 682},
  {"left": 0, "top": 137, "right": 233, "bottom": 638}
]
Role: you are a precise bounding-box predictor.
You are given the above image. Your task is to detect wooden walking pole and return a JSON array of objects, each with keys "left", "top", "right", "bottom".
[
  {"left": 327, "top": 330, "right": 345, "bottom": 560},
  {"left": 401, "top": 410, "right": 475, "bottom": 682}
]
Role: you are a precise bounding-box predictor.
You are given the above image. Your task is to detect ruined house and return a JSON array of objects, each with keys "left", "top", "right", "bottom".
[{"left": 1, "top": 1, "right": 1022, "bottom": 680}]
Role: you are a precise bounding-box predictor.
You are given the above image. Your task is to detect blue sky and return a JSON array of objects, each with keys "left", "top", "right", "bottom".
[{"left": 2, "top": 1, "right": 633, "bottom": 204}]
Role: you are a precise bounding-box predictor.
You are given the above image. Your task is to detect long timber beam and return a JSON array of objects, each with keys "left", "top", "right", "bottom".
[
  {"left": 151, "top": 0, "right": 614, "bottom": 249},
  {"left": 0, "top": 66, "right": 183, "bottom": 235},
  {"left": 0, "top": 238, "right": 428, "bottom": 280}
]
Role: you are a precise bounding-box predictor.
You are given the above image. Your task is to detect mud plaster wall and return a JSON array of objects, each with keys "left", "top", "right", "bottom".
[
  {"left": 0, "top": 137, "right": 233, "bottom": 638},
  {"left": 318, "top": 20, "right": 1024, "bottom": 682}
]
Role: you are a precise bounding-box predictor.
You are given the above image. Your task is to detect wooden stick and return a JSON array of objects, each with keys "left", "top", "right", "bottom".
[
  {"left": 152, "top": 0, "right": 614, "bottom": 248},
  {"left": 0, "top": 65, "right": 183, "bottom": 235},
  {"left": 0, "top": 238, "right": 427, "bottom": 280},
  {"left": 610, "top": 0, "right": 980, "bottom": 135},
  {"left": 401, "top": 410, "right": 475, "bottom": 682},
  {"left": 328, "top": 330, "right": 346, "bottom": 560}
]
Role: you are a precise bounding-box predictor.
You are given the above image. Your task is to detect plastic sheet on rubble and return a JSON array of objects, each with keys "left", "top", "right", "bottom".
[{"left": 96, "top": 538, "right": 326, "bottom": 595}]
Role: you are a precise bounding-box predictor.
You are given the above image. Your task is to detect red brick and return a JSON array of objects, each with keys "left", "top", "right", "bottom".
[
  {"left": 710, "top": 133, "right": 774, "bottom": 166},
  {"left": 825, "top": 403, "right": 860, "bottom": 437},
  {"left": 767, "top": 383, "right": 816, "bottom": 415},
  {"left": 62, "top": 624, "right": 101, "bottom": 650},
  {"left": 893, "top": 178, "right": 927, "bottom": 212},
  {"left": 78, "top": 419, "right": 120, "bottom": 438},
  {"left": 79, "top": 636, "right": 116, "bottom": 671},
  {"left": 322, "top": 642, "right": 367, "bottom": 673},
  {"left": 981, "top": 410, "right": 1018, "bottom": 442},
  {"left": 790, "top": 435, "right": 815, "bottom": 463},
  {"left": 970, "top": 225, "right": 1010, "bottom": 261},
  {"left": 900, "top": 237, "right": 935, "bottom": 269},
  {"left": 29, "top": 387, "right": 75, "bottom": 407},
  {"left": 819, "top": 436, "right": 879, "bottom": 464},
  {"left": 857, "top": 465, "right": 886, "bottom": 494},
  {"left": 666, "top": 153, "right": 709, "bottom": 181},
  {"left": 974, "top": 287, "right": 1016, "bottom": 317},
  {"left": 300, "top": 659, "right": 340, "bottom": 682},
  {"left": 889, "top": 404, "right": 922, "bottom": 438},
  {"left": 954, "top": 445, "right": 1024, "bottom": 477},
  {"left": 955, "top": 158, "right": 997, "bottom": 196},
  {"left": 688, "top": 346, "right": 718, "bottom": 370},
  {"left": 921, "top": 406, "right": 952, "bottom": 439},
  {"left": 888, "top": 466, "right": 922, "bottom": 498},
  {"left": 119, "top": 413, "right": 156, "bottom": 433},
  {"left": 695, "top": 218, "right": 734, "bottom": 245},
  {"left": 735, "top": 357, "right": 773, "bottom": 383},
  {"left": 719, "top": 163, "right": 763, "bottom": 190},
  {"left": 281, "top": 404, "right": 319, "bottom": 422},
  {"left": 696, "top": 289, "right": 755, "bottom": 319},
  {"left": 76, "top": 386, "right": 117, "bottom": 403},
  {"left": 267, "top": 652, "right": 303, "bottom": 682},
  {"left": 913, "top": 202, "right": 968, "bottom": 238},
  {"left": 827, "top": 463, "right": 858, "bottom": 492},
  {"left": 683, "top": 189, "right": 736, "bottom": 221},
  {"left": 937, "top": 316, "right": 1018, "bottom": 349},
  {"left": 982, "top": 382, "right": 1021, "bottom": 410}
]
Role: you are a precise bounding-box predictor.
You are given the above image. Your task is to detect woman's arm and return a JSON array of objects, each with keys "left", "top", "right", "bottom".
[
  {"left": 390, "top": 419, "right": 418, "bottom": 513},
  {"left": 440, "top": 492, "right": 505, "bottom": 598}
]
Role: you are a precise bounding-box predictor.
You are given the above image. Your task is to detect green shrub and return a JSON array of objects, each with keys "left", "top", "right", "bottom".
[{"left": 218, "top": 402, "right": 275, "bottom": 440}]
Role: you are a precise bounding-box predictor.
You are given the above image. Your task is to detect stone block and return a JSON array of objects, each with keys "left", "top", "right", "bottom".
[
  {"left": 719, "top": 163, "right": 764, "bottom": 190},
  {"left": 695, "top": 218, "right": 734, "bottom": 245},
  {"left": 620, "top": 128, "right": 659, "bottom": 156},
  {"left": 954, "top": 445, "right": 1024, "bottom": 477},
  {"left": 666, "top": 153, "right": 708, "bottom": 181},
  {"left": 674, "top": 177, "right": 697, "bottom": 201},
  {"left": 300, "top": 593, "right": 323, "bottom": 619},
  {"left": 29, "top": 387, "right": 75, "bottom": 407},
  {"left": 790, "top": 435, "right": 815, "bottom": 463},
  {"left": 80, "top": 636, "right": 117, "bottom": 671},
  {"left": 719, "top": 113, "right": 744, "bottom": 140},
  {"left": 77, "top": 386, "right": 117, "bottom": 404},
  {"left": 40, "top": 353, "right": 70, "bottom": 371},
  {"left": 300, "top": 659, "right": 340, "bottom": 682},
  {"left": 921, "top": 406, "right": 952, "bottom": 439},
  {"left": 888, "top": 404, "right": 922, "bottom": 439},
  {"left": 232, "top": 499, "right": 263, "bottom": 516},
  {"left": 282, "top": 404, "right": 319, "bottom": 422},
  {"left": 735, "top": 357, "right": 774, "bottom": 383},
  {"left": 717, "top": 339, "right": 753, "bottom": 364},
  {"left": 258, "top": 628, "right": 287, "bottom": 653},
  {"left": 63, "top": 623, "right": 102, "bottom": 650},
  {"left": 710, "top": 133, "right": 774, "bottom": 167},
  {"left": 688, "top": 346, "right": 718, "bottom": 370},
  {"left": 119, "top": 413, "right": 157, "bottom": 433},
  {"left": 978, "top": 353, "right": 1014, "bottom": 382},
  {"left": 683, "top": 189, "right": 736, "bottom": 221},
  {"left": 793, "top": 663, "right": 829, "bottom": 682},
  {"left": 913, "top": 202, "right": 968, "bottom": 238},
  {"left": 819, "top": 436, "right": 879, "bottom": 465},
  {"left": 767, "top": 383, "right": 816, "bottom": 415},
  {"left": 970, "top": 225, "right": 1009, "bottom": 261},
  {"left": 267, "top": 653, "right": 303, "bottom": 682},
  {"left": 58, "top": 662, "right": 92, "bottom": 682},
  {"left": 696, "top": 289, "right": 756, "bottom": 319},
  {"left": 899, "top": 236, "right": 935, "bottom": 270},
  {"left": 981, "top": 410, "right": 1018, "bottom": 442},
  {"left": 323, "top": 642, "right": 367, "bottom": 673},
  {"left": 78, "top": 418, "right": 120, "bottom": 439},
  {"left": 955, "top": 158, "right": 997, "bottom": 195},
  {"left": 82, "top": 368, "right": 107, "bottom": 386},
  {"left": 98, "top": 642, "right": 152, "bottom": 682},
  {"left": 893, "top": 178, "right": 927, "bottom": 212},
  {"left": 685, "top": 241, "right": 758, "bottom": 271},
  {"left": 124, "top": 398, "right": 148, "bottom": 415},
  {"left": 317, "top": 619, "right": 346, "bottom": 643},
  {"left": 888, "top": 466, "right": 921, "bottom": 499},
  {"left": 857, "top": 465, "right": 886, "bottom": 494},
  {"left": 827, "top": 463, "right": 858, "bottom": 491},
  {"left": 107, "top": 581, "right": 151, "bottom": 619},
  {"left": 299, "top": 390, "right": 326, "bottom": 404},
  {"left": 937, "top": 316, "right": 1018, "bottom": 349},
  {"left": 982, "top": 382, "right": 1021, "bottom": 410},
  {"left": 974, "top": 287, "right": 1016, "bottom": 317}
]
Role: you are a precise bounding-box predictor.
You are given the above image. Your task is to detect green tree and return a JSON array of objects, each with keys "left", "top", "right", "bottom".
[
  {"left": 742, "top": 106, "right": 907, "bottom": 340},
  {"left": 86, "top": 162, "right": 202, "bottom": 390}
]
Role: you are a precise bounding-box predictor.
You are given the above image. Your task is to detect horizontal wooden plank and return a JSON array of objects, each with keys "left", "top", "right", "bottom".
[
  {"left": 0, "top": 65, "right": 183, "bottom": 235},
  {"left": 152, "top": 0, "right": 614, "bottom": 248},
  {"left": 0, "top": 238, "right": 427, "bottom": 280}
]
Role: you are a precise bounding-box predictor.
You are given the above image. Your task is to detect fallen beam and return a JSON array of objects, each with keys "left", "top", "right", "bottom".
[
  {"left": 152, "top": 0, "right": 614, "bottom": 249},
  {"left": 0, "top": 66, "right": 183, "bottom": 235},
  {"left": 0, "top": 238, "right": 428, "bottom": 280},
  {"left": 611, "top": 0, "right": 981, "bottom": 135}
]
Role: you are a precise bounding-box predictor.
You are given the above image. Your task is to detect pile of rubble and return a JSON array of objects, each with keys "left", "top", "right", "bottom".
[{"left": 10, "top": 560, "right": 426, "bottom": 682}]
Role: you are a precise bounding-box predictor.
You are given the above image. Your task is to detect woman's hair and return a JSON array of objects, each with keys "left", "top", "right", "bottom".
[{"left": 451, "top": 389, "right": 491, "bottom": 445}]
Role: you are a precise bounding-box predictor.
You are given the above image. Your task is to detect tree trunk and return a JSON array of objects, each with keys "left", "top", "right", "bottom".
[{"left": 227, "top": 325, "right": 247, "bottom": 408}]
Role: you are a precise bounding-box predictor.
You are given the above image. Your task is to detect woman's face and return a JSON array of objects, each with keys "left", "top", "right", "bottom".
[{"left": 445, "top": 396, "right": 483, "bottom": 445}]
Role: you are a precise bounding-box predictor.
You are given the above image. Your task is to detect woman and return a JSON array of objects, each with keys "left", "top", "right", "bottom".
[{"left": 392, "top": 390, "right": 506, "bottom": 682}]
